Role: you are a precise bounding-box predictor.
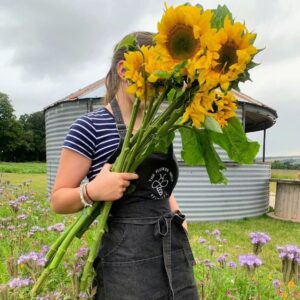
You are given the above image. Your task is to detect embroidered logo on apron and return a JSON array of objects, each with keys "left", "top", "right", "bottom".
[{"left": 148, "top": 167, "right": 174, "bottom": 200}]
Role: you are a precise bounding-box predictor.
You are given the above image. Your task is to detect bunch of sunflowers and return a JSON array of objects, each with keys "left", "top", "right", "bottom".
[
  {"left": 124, "top": 4, "right": 258, "bottom": 128},
  {"left": 31, "top": 3, "right": 260, "bottom": 297}
]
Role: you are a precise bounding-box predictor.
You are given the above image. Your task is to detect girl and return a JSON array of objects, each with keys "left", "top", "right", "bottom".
[{"left": 51, "top": 32, "right": 198, "bottom": 300}]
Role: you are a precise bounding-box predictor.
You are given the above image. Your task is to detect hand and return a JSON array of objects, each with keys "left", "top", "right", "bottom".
[{"left": 86, "top": 163, "right": 139, "bottom": 202}]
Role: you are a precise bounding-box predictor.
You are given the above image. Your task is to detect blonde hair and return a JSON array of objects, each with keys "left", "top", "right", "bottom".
[{"left": 104, "top": 32, "right": 154, "bottom": 104}]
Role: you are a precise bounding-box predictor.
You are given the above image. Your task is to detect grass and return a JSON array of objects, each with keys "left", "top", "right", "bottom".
[
  {"left": 0, "top": 162, "right": 46, "bottom": 174},
  {"left": 270, "top": 169, "right": 300, "bottom": 193},
  {"left": 1, "top": 166, "right": 300, "bottom": 298},
  {"left": 271, "top": 169, "right": 299, "bottom": 179}
]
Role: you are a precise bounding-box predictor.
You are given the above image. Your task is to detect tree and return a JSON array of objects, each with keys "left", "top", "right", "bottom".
[
  {"left": 0, "top": 92, "right": 24, "bottom": 161},
  {"left": 18, "top": 111, "right": 46, "bottom": 161}
]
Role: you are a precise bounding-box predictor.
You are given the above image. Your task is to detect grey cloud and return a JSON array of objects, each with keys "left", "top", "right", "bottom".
[{"left": 0, "top": 0, "right": 154, "bottom": 79}]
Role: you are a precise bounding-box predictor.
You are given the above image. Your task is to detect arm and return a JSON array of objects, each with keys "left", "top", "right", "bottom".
[
  {"left": 51, "top": 148, "right": 138, "bottom": 214},
  {"left": 169, "top": 193, "right": 188, "bottom": 232},
  {"left": 51, "top": 148, "right": 92, "bottom": 214}
]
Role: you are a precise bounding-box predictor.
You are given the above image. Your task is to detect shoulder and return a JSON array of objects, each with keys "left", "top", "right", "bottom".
[
  {"left": 84, "top": 107, "right": 116, "bottom": 126},
  {"left": 71, "top": 107, "right": 115, "bottom": 132}
]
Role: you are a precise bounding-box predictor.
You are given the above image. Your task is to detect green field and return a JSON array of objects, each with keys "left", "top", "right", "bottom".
[
  {"left": 0, "top": 162, "right": 46, "bottom": 174},
  {"left": 1, "top": 166, "right": 300, "bottom": 299}
]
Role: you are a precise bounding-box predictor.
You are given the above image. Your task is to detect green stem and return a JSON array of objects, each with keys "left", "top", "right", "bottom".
[
  {"left": 129, "top": 104, "right": 185, "bottom": 172},
  {"left": 79, "top": 202, "right": 112, "bottom": 291},
  {"left": 115, "top": 98, "right": 140, "bottom": 171},
  {"left": 45, "top": 217, "right": 80, "bottom": 265},
  {"left": 31, "top": 206, "right": 97, "bottom": 296}
]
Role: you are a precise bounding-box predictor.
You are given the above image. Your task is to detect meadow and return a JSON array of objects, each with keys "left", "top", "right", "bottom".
[{"left": 0, "top": 164, "right": 300, "bottom": 299}]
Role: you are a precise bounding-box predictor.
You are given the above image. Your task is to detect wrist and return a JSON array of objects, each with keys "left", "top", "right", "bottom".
[
  {"left": 86, "top": 181, "right": 100, "bottom": 202},
  {"left": 84, "top": 183, "right": 94, "bottom": 203},
  {"left": 79, "top": 183, "right": 93, "bottom": 207}
]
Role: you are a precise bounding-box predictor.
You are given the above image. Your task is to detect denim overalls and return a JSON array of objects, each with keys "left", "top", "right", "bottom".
[{"left": 92, "top": 99, "right": 198, "bottom": 300}]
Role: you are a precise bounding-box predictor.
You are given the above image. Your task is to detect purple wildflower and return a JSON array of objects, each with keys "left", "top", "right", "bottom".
[
  {"left": 47, "top": 223, "right": 65, "bottom": 232},
  {"left": 198, "top": 237, "right": 206, "bottom": 244},
  {"left": 8, "top": 200, "right": 20, "bottom": 212},
  {"left": 203, "top": 258, "right": 215, "bottom": 268},
  {"left": 217, "top": 253, "right": 229, "bottom": 268},
  {"left": 8, "top": 277, "right": 33, "bottom": 288},
  {"left": 76, "top": 246, "right": 89, "bottom": 258},
  {"left": 41, "top": 245, "right": 49, "bottom": 254},
  {"left": 28, "top": 225, "right": 45, "bottom": 237},
  {"left": 249, "top": 232, "right": 271, "bottom": 245},
  {"left": 239, "top": 254, "right": 262, "bottom": 268},
  {"left": 17, "top": 251, "right": 47, "bottom": 267},
  {"left": 277, "top": 244, "right": 299, "bottom": 261},
  {"left": 217, "top": 253, "right": 229, "bottom": 263},
  {"left": 212, "top": 229, "right": 221, "bottom": 236},
  {"left": 273, "top": 279, "right": 280, "bottom": 289},
  {"left": 250, "top": 232, "right": 271, "bottom": 255},
  {"left": 17, "top": 195, "right": 28, "bottom": 202},
  {"left": 17, "top": 213, "right": 28, "bottom": 220},
  {"left": 277, "top": 244, "right": 300, "bottom": 283},
  {"left": 227, "top": 261, "right": 237, "bottom": 268}
]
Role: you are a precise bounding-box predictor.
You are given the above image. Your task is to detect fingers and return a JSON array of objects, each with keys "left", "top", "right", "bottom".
[{"left": 120, "top": 172, "right": 139, "bottom": 181}]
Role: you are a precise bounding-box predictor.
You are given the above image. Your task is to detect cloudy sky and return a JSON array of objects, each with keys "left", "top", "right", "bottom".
[{"left": 0, "top": 0, "right": 299, "bottom": 157}]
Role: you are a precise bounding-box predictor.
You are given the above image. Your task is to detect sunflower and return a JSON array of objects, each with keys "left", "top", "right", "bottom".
[
  {"left": 181, "top": 89, "right": 237, "bottom": 128},
  {"left": 155, "top": 4, "right": 218, "bottom": 78},
  {"left": 207, "top": 90, "right": 237, "bottom": 127},
  {"left": 208, "top": 16, "right": 257, "bottom": 90},
  {"left": 181, "top": 91, "right": 214, "bottom": 128},
  {"left": 124, "top": 46, "right": 155, "bottom": 100}
]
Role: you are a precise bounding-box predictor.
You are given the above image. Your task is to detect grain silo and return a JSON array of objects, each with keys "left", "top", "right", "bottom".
[{"left": 45, "top": 78, "right": 277, "bottom": 221}]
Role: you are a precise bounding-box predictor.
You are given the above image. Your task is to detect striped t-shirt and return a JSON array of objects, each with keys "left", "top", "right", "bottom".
[{"left": 62, "top": 107, "right": 121, "bottom": 181}]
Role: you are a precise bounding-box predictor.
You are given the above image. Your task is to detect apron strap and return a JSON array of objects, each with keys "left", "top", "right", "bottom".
[{"left": 110, "top": 98, "right": 127, "bottom": 140}]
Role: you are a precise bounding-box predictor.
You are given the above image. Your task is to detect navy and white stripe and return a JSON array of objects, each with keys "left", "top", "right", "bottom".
[{"left": 62, "top": 107, "right": 120, "bottom": 180}]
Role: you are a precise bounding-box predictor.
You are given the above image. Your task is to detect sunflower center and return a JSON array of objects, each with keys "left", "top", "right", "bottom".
[
  {"left": 214, "top": 42, "right": 238, "bottom": 73},
  {"left": 166, "top": 24, "right": 199, "bottom": 60}
]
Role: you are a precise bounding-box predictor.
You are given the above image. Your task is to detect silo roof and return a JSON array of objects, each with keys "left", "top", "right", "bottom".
[{"left": 45, "top": 78, "right": 277, "bottom": 132}]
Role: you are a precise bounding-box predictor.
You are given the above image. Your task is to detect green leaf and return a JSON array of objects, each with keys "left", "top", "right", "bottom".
[
  {"left": 204, "top": 116, "right": 223, "bottom": 133},
  {"left": 209, "top": 117, "right": 260, "bottom": 164},
  {"left": 167, "top": 88, "right": 177, "bottom": 104},
  {"left": 211, "top": 5, "right": 233, "bottom": 30},
  {"left": 179, "top": 126, "right": 205, "bottom": 165},
  {"left": 114, "top": 34, "right": 137, "bottom": 53},
  {"left": 199, "top": 130, "right": 227, "bottom": 184},
  {"left": 153, "top": 70, "right": 171, "bottom": 79},
  {"left": 172, "top": 60, "right": 188, "bottom": 75},
  {"left": 179, "top": 127, "right": 227, "bottom": 184},
  {"left": 154, "top": 131, "right": 175, "bottom": 154}
]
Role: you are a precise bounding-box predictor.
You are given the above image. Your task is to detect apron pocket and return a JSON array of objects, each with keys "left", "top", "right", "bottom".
[
  {"left": 96, "top": 222, "right": 127, "bottom": 260},
  {"left": 102, "top": 255, "right": 170, "bottom": 300}
]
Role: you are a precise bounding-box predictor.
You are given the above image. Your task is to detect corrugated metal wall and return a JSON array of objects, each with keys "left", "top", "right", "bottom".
[
  {"left": 45, "top": 100, "right": 270, "bottom": 221},
  {"left": 45, "top": 99, "right": 100, "bottom": 192},
  {"left": 174, "top": 163, "right": 270, "bottom": 221}
]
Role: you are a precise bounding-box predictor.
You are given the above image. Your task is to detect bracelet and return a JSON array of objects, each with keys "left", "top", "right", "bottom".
[
  {"left": 79, "top": 183, "right": 93, "bottom": 208},
  {"left": 84, "top": 183, "right": 94, "bottom": 203}
]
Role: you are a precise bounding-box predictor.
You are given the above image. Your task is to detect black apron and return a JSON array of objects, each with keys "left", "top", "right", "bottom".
[{"left": 92, "top": 99, "right": 198, "bottom": 300}]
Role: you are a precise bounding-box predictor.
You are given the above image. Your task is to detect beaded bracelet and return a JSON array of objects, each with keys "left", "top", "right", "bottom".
[{"left": 79, "top": 183, "right": 93, "bottom": 208}]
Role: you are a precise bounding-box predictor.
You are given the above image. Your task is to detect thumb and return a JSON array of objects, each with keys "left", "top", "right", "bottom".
[{"left": 103, "top": 163, "right": 112, "bottom": 172}]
